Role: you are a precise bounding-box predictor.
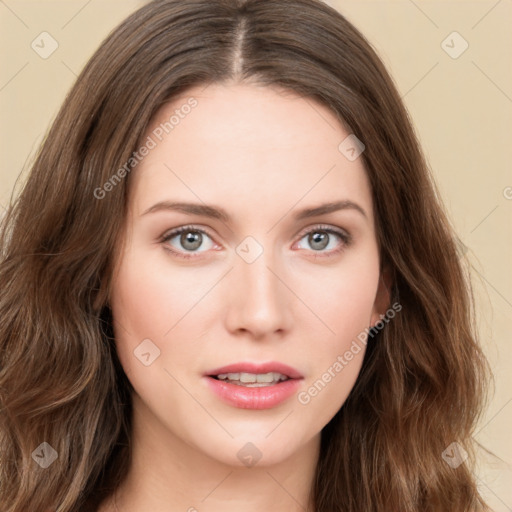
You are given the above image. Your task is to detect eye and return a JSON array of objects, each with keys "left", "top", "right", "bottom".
[
  {"left": 294, "top": 225, "right": 351, "bottom": 255},
  {"left": 161, "top": 225, "right": 216, "bottom": 256}
]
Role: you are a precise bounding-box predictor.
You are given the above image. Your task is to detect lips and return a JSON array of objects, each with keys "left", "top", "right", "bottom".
[{"left": 203, "top": 361, "right": 303, "bottom": 410}]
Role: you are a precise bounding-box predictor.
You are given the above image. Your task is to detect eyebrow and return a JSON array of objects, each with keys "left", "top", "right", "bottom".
[{"left": 141, "top": 199, "right": 367, "bottom": 221}]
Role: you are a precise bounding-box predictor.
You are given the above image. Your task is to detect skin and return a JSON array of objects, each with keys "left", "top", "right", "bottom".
[{"left": 101, "top": 82, "right": 391, "bottom": 512}]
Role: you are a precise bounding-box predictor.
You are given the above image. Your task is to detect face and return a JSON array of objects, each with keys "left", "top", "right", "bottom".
[{"left": 109, "top": 82, "right": 390, "bottom": 467}]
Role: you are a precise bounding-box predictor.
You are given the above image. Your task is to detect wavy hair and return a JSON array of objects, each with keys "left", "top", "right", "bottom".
[{"left": 0, "top": 0, "right": 491, "bottom": 510}]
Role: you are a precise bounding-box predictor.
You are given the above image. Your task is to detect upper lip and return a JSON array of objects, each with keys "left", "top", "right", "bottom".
[{"left": 205, "top": 361, "right": 303, "bottom": 379}]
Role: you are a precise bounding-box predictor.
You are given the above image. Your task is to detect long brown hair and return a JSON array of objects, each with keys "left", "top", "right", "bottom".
[{"left": 0, "top": 0, "right": 491, "bottom": 510}]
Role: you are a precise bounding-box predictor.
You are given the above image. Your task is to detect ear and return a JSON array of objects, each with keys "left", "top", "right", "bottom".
[{"left": 370, "top": 264, "right": 393, "bottom": 327}]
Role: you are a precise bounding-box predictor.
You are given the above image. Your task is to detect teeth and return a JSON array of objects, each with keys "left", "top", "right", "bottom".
[
  {"left": 216, "top": 372, "right": 288, "bottom": 386},
  {"left": 240, "top": 372, "right": 256, "bottom": 383},
  {"left": 256, "top": 372, "right": 274, "bottom": 383},
  {"left": 217, "top": 372, "right": 240, "bottom": 380}
]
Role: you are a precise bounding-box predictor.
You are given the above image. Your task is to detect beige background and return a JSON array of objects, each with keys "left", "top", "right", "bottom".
[{"left": 1, "top": 1, "right": 510, "bottom": 509}]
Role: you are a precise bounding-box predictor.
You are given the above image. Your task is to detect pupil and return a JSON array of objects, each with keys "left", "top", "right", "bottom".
[
  {"left": 181, "top": 231, "right": 202, "bottom": 250},
  {"left": 309, "top": 231, "right": 328, "bottom": 250}
]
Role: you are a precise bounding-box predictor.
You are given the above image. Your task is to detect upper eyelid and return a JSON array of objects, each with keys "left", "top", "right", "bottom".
[
  {"left": 162, "top": 224, "right": 216, "bottom": 240},
  {"left": 295, "top": 223, "right": 349, "bottom": 239}
]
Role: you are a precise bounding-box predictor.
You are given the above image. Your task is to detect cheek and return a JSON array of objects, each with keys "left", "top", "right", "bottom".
[
  {"left": 109, "top": 244, "right": 227, "bottom": 398},
  {"left": 295, "top": 294, "right": 371, "bottom": 434},
  {"left": 109, "top": 248, "right": 198, "bottom": 379},
  {"left": 292, "top": 248, "right": 380, "bottom": 342},
  {"left": 296, "top": 344, "right": 365, "bottom": 435},
  {"left": 292, "top": 253, "right": 379, "bottom": 424},
  {"left": 110, "top": 241, "right": 219, "bottom": 335},
  {"left": 110, "top": 256, "right": 170, "bottom": 341}
]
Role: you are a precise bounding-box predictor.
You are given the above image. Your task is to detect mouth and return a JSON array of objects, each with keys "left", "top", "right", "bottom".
[
  {"left": 203, "top": 362, "right": 303, "bottom": 409},
  {"left": 205, "top": 361, "right": 303, "bottom": 385},
  {"left": 210, "top": 371, "right": 290, "bottom": 387}
]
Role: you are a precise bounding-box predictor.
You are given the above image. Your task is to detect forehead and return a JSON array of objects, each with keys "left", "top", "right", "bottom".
[
  {"left": 148, "top": 82, "right": 347, "bottom": 155},
  {"left": 129, "top": 82, "right": 373, "bottom": 224}
]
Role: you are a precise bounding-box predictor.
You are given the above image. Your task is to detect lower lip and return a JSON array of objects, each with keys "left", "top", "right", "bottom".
[{"left": 204, "top": 376, "right": 302, "bottom": 410}]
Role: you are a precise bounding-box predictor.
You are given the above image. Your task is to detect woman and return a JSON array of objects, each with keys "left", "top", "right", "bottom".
[{"left": 0, "top": 0, "right": 491, "bottom": 510}]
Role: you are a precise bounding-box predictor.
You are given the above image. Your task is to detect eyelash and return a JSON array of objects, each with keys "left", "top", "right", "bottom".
[{"left": 160, "top": 224, "right": 352, "bottom": 260}]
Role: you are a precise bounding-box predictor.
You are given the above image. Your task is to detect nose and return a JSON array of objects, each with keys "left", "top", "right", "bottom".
[{"left": 223, "top": 248, "right": 293, "bottom": 340}]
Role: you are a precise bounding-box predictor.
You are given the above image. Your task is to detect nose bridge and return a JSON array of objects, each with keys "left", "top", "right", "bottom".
[
  {"left": 241, "top": 252, "right": 278, "bottom": 304},
  {"left": 226, "top": 241, "right": 291, "bottom": 336}
]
